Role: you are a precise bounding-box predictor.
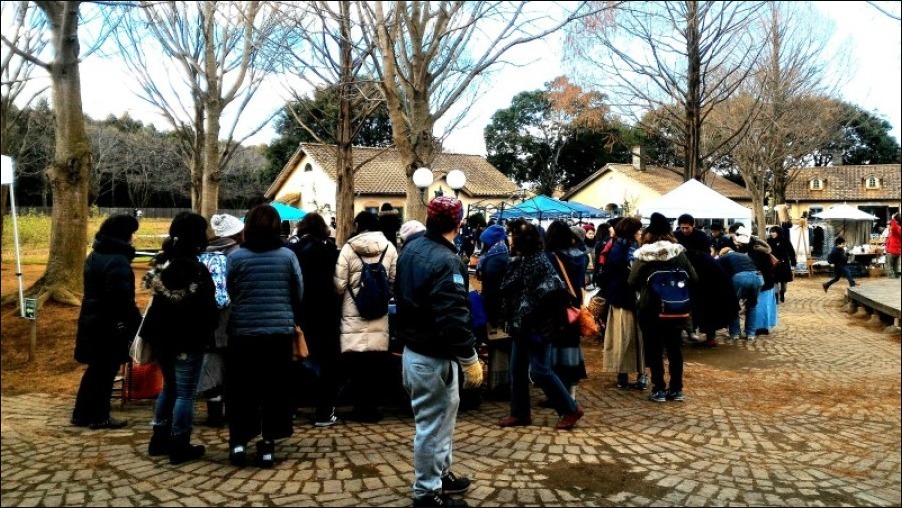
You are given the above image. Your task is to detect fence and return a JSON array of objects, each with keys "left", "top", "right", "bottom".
[{"left": 17, "top": 207, "right": 248, "bottom": 219}]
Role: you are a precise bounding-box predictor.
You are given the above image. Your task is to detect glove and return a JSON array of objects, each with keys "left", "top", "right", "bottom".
[{"left": 459, "top": 356, "right": 483, "bottom": 390}]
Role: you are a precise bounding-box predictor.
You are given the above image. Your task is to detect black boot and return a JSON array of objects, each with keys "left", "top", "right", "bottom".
[
  {"left": 255, "top": 439, "right": 275, "bottom": 468},
  {"left": 169, "top": 433, "right": 205, "bottom": 465},
  {"left": 148, "top": 424, "right": 171, "bottom": 456},
  {"left": 205, "top": 400, "right": 224, "bottom": 428}
]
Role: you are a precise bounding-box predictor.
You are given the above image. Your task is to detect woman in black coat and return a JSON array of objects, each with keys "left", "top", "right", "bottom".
[
  {"left": 72, "top": 214, "right": 141, "bottom": 429},
  {"left": 289, "top": 212, "right": 342, "bottom": 427},
  {"left": 767, "top": 226, "right": 796, "bottom": 303}
]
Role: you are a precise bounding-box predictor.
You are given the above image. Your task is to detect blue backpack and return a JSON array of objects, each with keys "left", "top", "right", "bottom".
[
  {"left": 351, "top": 246, "right": 392, "bottom": 320},
  {"left": 646, "top": 268, "right": 692, "bottom": 319}
]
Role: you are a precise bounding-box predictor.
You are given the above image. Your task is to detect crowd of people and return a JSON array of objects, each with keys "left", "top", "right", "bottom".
[{"left": 70, "top": 201, "right": 892, "bottom": 507}]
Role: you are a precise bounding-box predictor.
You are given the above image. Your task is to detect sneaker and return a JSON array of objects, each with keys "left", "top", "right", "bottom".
[
  {"left": 555, "top": 405, "right": 584, "bottom": 430},
  {"left": 412, "top": 493, "right": 468, "bottom": 507},
  {"left": 314, "top": 414, "right": 341, "bottom": 428},
  {"left": 615, "top": 373, "right": 630, "bottom": 389},
  {"left": 499, "top": 415, "right": 531, "bottom": 427},
  {"left": 822, "top": 283, "right": 829, "bottom": 293},
  {"left": 727, "top": 335, "right": 739, "bottom": 342},
  {"left": 633, "top": 374, "right": 648, "bottom": 391},
  {"left": 746, "top": 335, "right": 757, "bottom": 342},
  {"left": 70, "top": 417, "right": 89, "bottom": 427},
  {"left": 441, "top": 472, "right": 471, "bottom": 494},
  {"left": 649, "top": 390, "right": 667, "bottom": 402},
  {"left": 665, "top": 390, "right": 685, "bottom": 402},
  {"left": 89, "top": 417, "right": 127, "bottom": 430},
  {"left": 689, "top": 332, "right": 700, "bottom": 341}
]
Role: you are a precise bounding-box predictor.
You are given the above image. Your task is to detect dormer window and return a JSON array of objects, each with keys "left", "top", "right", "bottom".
[
  {"left": 304, "top": 163, "right": 313, "bottom": 172},
  {"left": 810, "top": 178, "right": 823, "bottom": 190},
  {"left": 865, "top": 176, "right": 880, "bottom": 189}
]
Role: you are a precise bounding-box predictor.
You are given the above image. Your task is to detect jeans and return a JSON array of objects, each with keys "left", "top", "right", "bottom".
[
  {"left": 824, "top": 265, "right": 856, "bottom": 289},
  {"left": 729, "top": 271, "right": 763, "bottom": 337},
  {"left": 885, "top": 253, "right": 900, "bottom": 278},
  {"left": 641, "top": 321, "right": 683, "bottom": 392},
  {"left": 154, "top": 352, "right": 203, "bottom": 438},
  {"left": 72, "top": 358, "right": 122, "bottom": 424},
  {"left": 510, "top": 336, "right": 577, "bottom": 418},
  {"left": 402, "top": 347, "right": 460, "bottom": 498}
]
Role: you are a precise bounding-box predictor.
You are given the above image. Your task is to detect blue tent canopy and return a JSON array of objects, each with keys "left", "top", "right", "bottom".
[
  {"left": 491, "top": 195, "right": 609, "bottom": 220},
  {"left": 269, "top": 202, "right": 307, "bottom": 221}
]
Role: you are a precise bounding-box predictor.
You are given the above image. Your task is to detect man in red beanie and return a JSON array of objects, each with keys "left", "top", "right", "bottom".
[{"left": 394, "top": 196, "right": 482, "bottom": 507}]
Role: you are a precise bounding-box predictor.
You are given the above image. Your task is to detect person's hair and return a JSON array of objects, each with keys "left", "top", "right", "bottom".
[
  {"left": 508, "top": 218, "right": 543, "bottom": 256},
  {"left": 710, "top": 222, "right": 724, "bottom": 232},
  {"left": 161, "top": 211, "right": 208, "bottom": 260},
  {"left": 641, "top": 229, "right": 677, "bottom": 245},
  {"left": 835, "top": 236, "right": 846, "bottom": 246},
  {"left": 615, "top": 217, "right": 643, "bottom": 239},
  {"left": 97, "top": 213, "right": 139, "bottom": 243},
  {"left": 295, "top": 212, "right": 330, "bottom": 240},
  {"left": 380, "top": 202, "right": 393, "bottom": 212},
  {"left": 769, "top": 226, "right": 784, "bottom": 237},
  {"left": 354, "top": 211, "right": 379, "bottom": 235},
  {"left": 677, "top": 213, "right": 695, "bottom": 226},
  {"left": 544, "top": 220, "right": 575, "bottom": 251},
  {"left": 243, "top": 204, "right": 283, "bottom": 252}
]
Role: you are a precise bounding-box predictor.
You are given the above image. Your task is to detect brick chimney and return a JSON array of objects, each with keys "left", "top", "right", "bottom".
[{"left": 631, "top": 146, "right": 645, "bottom": 171}]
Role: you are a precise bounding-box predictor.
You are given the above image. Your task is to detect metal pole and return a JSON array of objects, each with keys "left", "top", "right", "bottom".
[{"left": 7, "top": 177, "right": 25, "bottom": 317}]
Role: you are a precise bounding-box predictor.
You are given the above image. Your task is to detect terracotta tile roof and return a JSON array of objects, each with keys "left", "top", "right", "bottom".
[
  {"left": 785, "top": 164, "right": 901, "bottom": 201},
  {"left": 266, "top": 143, "right": 519, "bottom": 198},
  {"left": 562, "top": 163, "right": 751, "bottom": 201}
]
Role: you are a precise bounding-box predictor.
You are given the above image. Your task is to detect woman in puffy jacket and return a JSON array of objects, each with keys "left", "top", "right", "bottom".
[
  {"left": 334, "top": 211, "right": 398, "bottom": 422},
  {"left": 226, "top": 204, "right": 304, "bottom": 468},
  {"left": 142, "top": 212, "right": 219, "bottom": 464},
  {"left": 72, "top": 214, "right": 141, "bottom": 430}
]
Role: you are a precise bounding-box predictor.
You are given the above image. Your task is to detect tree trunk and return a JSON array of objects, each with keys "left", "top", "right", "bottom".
[
  {"left": 28, "top": 3, "right": 90, "bottom": 306},
  {"left": 0, "top": 184, "right": 7, "bottom": 266},
  {"left": 200, "top": 102, "right": 222, "bottom": 221},
  {"left": 684, "top": 0, "right": 702, "bottom": 181},
  {"left": 335, "top": 1, "right": 355, "bottom": 246}
]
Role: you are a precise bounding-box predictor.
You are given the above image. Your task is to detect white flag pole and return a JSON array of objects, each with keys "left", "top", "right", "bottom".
[{"left": 1, "top": 155, "right": 25, "bottom": 317}]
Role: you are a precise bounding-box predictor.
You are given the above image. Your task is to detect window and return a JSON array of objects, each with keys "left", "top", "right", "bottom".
[
  {"left": 809, "top": 206, "right": 823, "bottom": 217},
  {"left": 809, "top": 178, "right": 823, "bottom": 190},
  {"left": 304, "top": 163, "right": 313, "bottom": 172},
  {"left": 866, "top": 176, "right": 880, "bottom": 189}
]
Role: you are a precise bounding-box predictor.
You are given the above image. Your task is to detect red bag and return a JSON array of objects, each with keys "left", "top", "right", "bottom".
[{"left": 123, "top": 361, "right": 163, "bottom": 400}]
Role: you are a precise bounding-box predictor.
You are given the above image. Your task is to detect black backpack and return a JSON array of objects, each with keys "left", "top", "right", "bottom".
[
  {"left": 351, "top": 246, "right": 391, "bottom": 320},
  {"left": 646, "top": 268, "right": 691, "bottom": 319}
]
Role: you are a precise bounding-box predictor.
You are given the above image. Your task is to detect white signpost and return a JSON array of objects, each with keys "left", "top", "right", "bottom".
[{"left": 1, "top": 155, "right": 27, "bottom": 318}]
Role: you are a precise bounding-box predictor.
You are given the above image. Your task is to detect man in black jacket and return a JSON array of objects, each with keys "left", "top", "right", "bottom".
[{"left": 395, "top": 196, "right": 482, "bottom": 508}]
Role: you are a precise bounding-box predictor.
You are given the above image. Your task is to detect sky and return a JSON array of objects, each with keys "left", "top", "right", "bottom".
[{"left": 49, "top": 2, "right": 902, "bottom": 157}]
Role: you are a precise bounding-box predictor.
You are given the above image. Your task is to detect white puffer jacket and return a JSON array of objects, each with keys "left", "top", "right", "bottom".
[{"left": 334, "top": 231, "right": 398, "bottom": 353}]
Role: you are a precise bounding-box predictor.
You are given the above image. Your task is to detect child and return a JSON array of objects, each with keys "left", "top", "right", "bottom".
[{"left": 823, "top": 237, "right": 855, "bottom": 292}]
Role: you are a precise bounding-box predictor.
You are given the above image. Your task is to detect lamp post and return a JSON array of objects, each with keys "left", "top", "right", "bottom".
[
  {"left": 413, "top": 167, "right": 434, "bottom": 206},
  {"left": 446, "top": 168, "right": 466, "bottom": 198}
]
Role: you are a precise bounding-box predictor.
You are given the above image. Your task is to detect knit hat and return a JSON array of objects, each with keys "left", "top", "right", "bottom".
[
  {"left": 210, "top": 213, "right": 244, "bottom": 238},
  {"left": 399, "top": 220, "right": 426, "bottom": 242},
  {"left": 97, "top": 214, "right": 139, "bottom": 242},
  {"left": 570, "top": 225, "right": 587, "bottom": 241},
  {"left": 581, "top": 222, "right": 595, "bottom": 232},
  {"left": 646, "top": 212, "right": 671, "bottom": 235},
  {"left": 734, "top": 225, "right": 752, "bottom": 244},
  {"left": 426, "top": 196, "right": 464, "bottom": 233},
  {"left": 480, "top": 224, "right": 507, "bottom": 247}
]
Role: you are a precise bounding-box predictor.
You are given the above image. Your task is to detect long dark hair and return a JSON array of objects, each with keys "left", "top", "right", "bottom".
[
  {"left": 508, "top": 218, "right": 543, "bottom": 257},
  {"left": 244, "top": 204, "right": 284, "bottom": 252},
  {"left": 295, "top": 212, "right": 330, "bottom": 241},
  {"left": 544, "top": 220, "right": 576, "bottom": 252}
]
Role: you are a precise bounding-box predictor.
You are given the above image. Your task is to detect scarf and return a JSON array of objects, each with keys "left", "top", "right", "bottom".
[{"left": 500, "top": 252, "right": 565, "bottom": 335}]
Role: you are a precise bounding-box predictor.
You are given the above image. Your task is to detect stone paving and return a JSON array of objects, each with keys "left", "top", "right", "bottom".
[{"left": 2, "top": 277, "right": 900, "bottom": 507}]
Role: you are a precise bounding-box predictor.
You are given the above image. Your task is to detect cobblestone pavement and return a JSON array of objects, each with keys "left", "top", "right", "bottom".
[{"left": 2, "top": 277, "right": 900, "bottom": 507}]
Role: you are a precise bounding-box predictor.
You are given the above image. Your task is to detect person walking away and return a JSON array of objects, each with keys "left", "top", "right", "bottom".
[
  {"left": 598, "top": 217, "right": 647, "bottom": 389},
  {"left": 823, "top": 236, "right": 856, "bottom": 292},
  {"left": 546, "top": 221, "right": 589, "bottom": 399},
  {"left": 394, "top": 196, "right": 482, "bottom": 507},
  {"left": 629, "top": 213, "right": 698, "bottom": 403},
  {"left": 226, "top": 204, "right": 304, "bottom": 468},
  {"left": 72, "top": 214, "right": 142, "bottom": 430},
  {"left": 499, "top": 219, "right": 585, "bottom": 430},
  {"left": 767, "top": 226, "right": 796, "bottom": 303},
  {"left": 141, "top": 212, "right": 219, "bottom": 464},
  {"left": 196, "top": 213, "right": 245, "bottom": 428},
  {"left": 378, "top": 202, "right": 402, "bottom": 249},
  {"left": 288, "top": 212, "right": 343, "bottom": 427},
  {"left": 335, "top": 210, "right": 398, "bottom": 423},
  {"left": 885, "top": 212, "right": 901, "bottom": 278}
]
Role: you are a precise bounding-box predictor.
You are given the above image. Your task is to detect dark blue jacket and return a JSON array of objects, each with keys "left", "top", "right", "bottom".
[
  {"left": 227, "top": 246, "right": 303, "bottom": 336},
  {"left": 394, "top": 231, "right": 477, "bottom": 361},
  {"left": 599, "top": 237, "right": 637, "bottom": 310}
]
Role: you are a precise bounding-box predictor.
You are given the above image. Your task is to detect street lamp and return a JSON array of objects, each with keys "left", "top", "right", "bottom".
[
  {"left": 413, "top": 167, "right": 434, "bottom": 205},
  {"left": 446, "top": 168, "right": 466, "bottom": 197}
]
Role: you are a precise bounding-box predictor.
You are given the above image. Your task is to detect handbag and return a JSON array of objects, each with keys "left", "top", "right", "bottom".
[
  {"left": 769, "top": 253, "right": 781, "bottom": 267},
  {"left": 130, "top": 298, "right": 154, "bottom": 364},
  {"left": 554, "top": 254, "right": 583, "bottom": 325},
  {"left": 293, "top": 325, "right": 309, "bottom": 360}
]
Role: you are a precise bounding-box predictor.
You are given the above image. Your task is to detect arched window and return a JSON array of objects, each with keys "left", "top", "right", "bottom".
[
  {"left": 304, "top": 163, "right": 313, "bottom": 172},
  {"left": 809, "top": 178, "right": 823, "bottom": 190},
  {"left": 866, "top": 176, "right": 880, "bottom": 189}
]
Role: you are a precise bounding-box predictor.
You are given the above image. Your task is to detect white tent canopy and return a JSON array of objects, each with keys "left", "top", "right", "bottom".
[
  {"left": 638, "top": 179, "right": 752, "bottom": 224},
  {"left": 811, "top": 203, "right": 878, "bottom": 221},
  {"left": 812, "top": 204, "right": 877, "bottom": 247}
]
